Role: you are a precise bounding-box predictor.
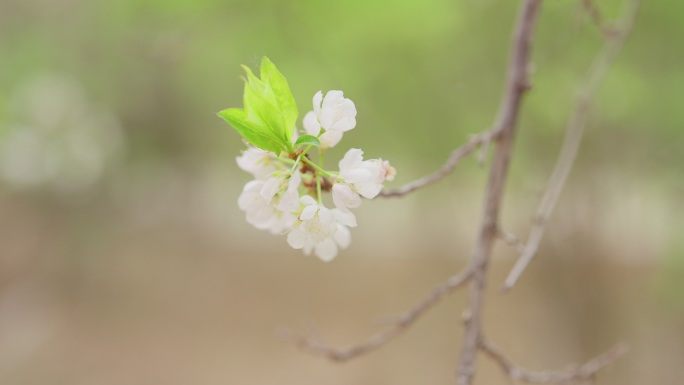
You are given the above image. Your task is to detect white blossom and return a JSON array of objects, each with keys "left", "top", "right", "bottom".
[
  {"left": 277, "top": 171, "right": 301, "bottom": 212},
  {"left": 331, "top": 149, "right": 396, "bottom": 211},
  {"left": 287, "top": 196, "right": 356, "bottom": 262},
  {"left": 236, "top": 147, "right": 279, "bottom": 180},
  {"left": 238, "top": 171, "right": 301, "bottom": 234},
  {"left": 303, "top": 91, "right": 356, "bottom": 149},
  {"left": 233, "top": 84, "right": 396, "bottom": 262},
  {"left": 331, "top": 183, "right": 362, "bottom": 211},
  {"left": 237, "top": 180, "right": 277, "bottom": 230}
]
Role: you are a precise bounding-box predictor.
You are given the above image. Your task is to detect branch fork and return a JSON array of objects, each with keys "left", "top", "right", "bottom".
[{"left": 283, "top": 0, "right": 640, "bottom": 383}]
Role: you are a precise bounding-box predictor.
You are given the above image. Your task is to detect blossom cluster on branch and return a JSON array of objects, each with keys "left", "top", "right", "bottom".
[{"left": 219, "top": 57, "right": 395, "bottom": 261}]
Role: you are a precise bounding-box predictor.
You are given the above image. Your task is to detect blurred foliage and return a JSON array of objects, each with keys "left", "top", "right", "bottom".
[
  {"left": 0, "top": 0, "right": 681, "bottom": 244},
  {"left": 1, "top": 0, "right": 682, "bottom": 275},
  {"left": 1, "top": 0, "right": 681, "bottom": 170}
]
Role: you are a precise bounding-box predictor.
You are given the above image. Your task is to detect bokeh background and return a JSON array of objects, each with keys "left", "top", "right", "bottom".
[{"left": 0, "top": 0, "right": 682, "bottom": 383}]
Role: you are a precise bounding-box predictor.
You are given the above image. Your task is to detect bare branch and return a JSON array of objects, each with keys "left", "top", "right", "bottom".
[
  {"left": 285, "top": 1, "right": 638, "bottom": 383},
  {"left": 282, "top": 266, "right": 473, "bottom": 362},
  {"left": 579, "top": 0, "right": 621, "bottom": 38},
  {"left": 580, "top": 0, "right": 609, "bottom": 36},
  {"left": 380, "top": 1, "right": 627, "bottom": 201},
  {"left": 502, "top": 0, "right": 641, "bottom": 292},
  {"left": 481, "top": 338, "right": 628, "bottom": 384},
  {"left": 457, "top": 1, "right": 542, "bottom": 384},
  {"left": 379, "top": 131, "right": 495, "bottom": 198},
  {"left": 497, "top": 227, "right": 527, "bottom": 254}
]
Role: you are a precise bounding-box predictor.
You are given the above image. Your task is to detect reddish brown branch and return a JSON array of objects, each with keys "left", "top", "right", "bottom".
[
  {"left": 502, "top": 0, "right": 641, "bottom": 292},
  {"left": 282, "top": 266, "right": 473, "bottom": 362},
  {"left": 456, "top": 1, "right": 542, "bottom": 384},
  {"left": 580, "top": 0, "right": 621, "bottom": 37},
  {"left": 379, "top": 131, "right": 495, "bottom": 198},
  {"left": 481, "top": 338, "right": 628, "bottom": 383},
  {"left": 285, "top": 1, "right": 638, "bottom": 383}
]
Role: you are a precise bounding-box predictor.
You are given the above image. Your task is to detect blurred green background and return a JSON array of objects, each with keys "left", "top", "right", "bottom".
[{"left": 0, "top": 0, "right": 682, "bottom": 383}]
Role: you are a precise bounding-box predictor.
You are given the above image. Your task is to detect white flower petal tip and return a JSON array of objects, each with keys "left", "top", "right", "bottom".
[
  {"left": 337, "top": 148, "right": 394, "bottom": 201},
  {"left": 282, "top": 200, "right": 356, "bottom": 262},
  {"left": 314, "top": 238, "right": 338, "bottom": 262},
  {"left": 236, "top": 147, "right": 278, "bottom": 180},
  {"left": 304, "top": 90, "right": 357, "bottom": 149},
  {"left": 302, "top": 111, "right": 321, "bottom": 136},
  {"left": 238, "top": 170, "right": 302, "bottom": 235},
  {"left": 332, "top": 184, "right": 362, "bottom": 211}
]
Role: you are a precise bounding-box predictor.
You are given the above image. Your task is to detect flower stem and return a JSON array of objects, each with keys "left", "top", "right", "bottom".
[
  {"left": 278, "top": 157, "right": 296, "bottom": 166},
  {"left": 319, "top": 149, "right": 326, "bottom": 169},
  {"left": 290, "top": 144, "right": 315, "bottom": 173},
  {"left": 301, "top": 157, "right": 334, "bottom": 178}
]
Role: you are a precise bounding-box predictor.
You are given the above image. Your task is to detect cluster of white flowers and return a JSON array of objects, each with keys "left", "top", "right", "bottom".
[{"left": 236, "top": 91, "right": 395, "bottom": 262}]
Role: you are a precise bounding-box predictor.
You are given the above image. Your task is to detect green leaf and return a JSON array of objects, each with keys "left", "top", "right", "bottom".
[
  {"left": 217, "top": 108, "right": 289, "bottom": 154},
  {"left": 242, "top": 75, "right": 284, "bottom": 141},
  {"left": 260, "top": 57, "right": 298, "bottom": 144},
  {"left": 294, "top": 134, "right": 320, "bottom": 148},
  {"left": 217, "top": 57, "right": 298, "bottom": 154}
]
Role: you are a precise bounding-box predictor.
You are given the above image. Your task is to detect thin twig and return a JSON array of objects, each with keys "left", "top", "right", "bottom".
[
  {"left": 580, "top": 0, "right": 606, "bottom": 35},
  {"left": 281, "top": 266, "right": 474, "bottom": 362},
  {"left": 497, "top": 227, "right": 527, "bottom": 254},
  {"left": 379, "top": 131, "right": 495, "bottom": 198},
  {"left": 481, "top": 338, "right": 628, "bottom": 384},
  {"left": 580, "top": 0, "right": 619, "bottom": 37},
  {"left": 285, "top": 2, "right": 637, "bottom": 383},
  {"left": 502, "top": 0, "right": 641, "bottom": 292},
  {"left": 457, "top": 1, "right": 542, "bottom": 384}
]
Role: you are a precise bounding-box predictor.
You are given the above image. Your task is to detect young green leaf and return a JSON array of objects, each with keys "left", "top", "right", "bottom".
[
  {"left": 260, "top": 57, "right": 298, "bottom": 144},
  {"left": 217, "top": 57, "right": 298, "bottom": 155},
  {"left": 217, "top": 108, "right": 288, "bottom": 154},
  {"left": 294, "top": 134, "right": 321, "bottom": 148}
]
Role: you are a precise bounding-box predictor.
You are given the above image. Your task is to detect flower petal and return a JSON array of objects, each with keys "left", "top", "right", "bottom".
[
  {"left": 314, "top": 238, "right": 338, "bottom": 262},
  {"left": 332, "top": 184, "right": 361, "bottom": 210},
  {"left": 334, "top": 224, "right": 351, "bottom": 249},
  {"left": 270, "top": 211, "right": 297, "bottom": 235},
  {"left": 237, "top": 180, "right": 263, "bottom": 211},
  {"left": 260, "top": 176, "right": 281, "bottom": 202},
  {"left": 319, "top": 130, "right": 343, "bottom": 148},
  {"left": 317, "top": 205, "right": 335, "bottom": 226},
  {"left": 287, "top": 228, "right": 307, "bottom": 249},
  {"left": 312, "top": 91, "right": 323, "bottom": 118},
  {"left": 277, "top": 173, "right": 301, "bottom": 211},
  {"left": 329, "top": 99, "right": 357, "bottom": 132},
  {"left": 343, "top": 168, "right": 373, "bottom": 184},
  {"left": 236, "top": 147, "right": 275, "bottom": 179},
  {"left": 245, "top": 204, "right": 276, "bottom": 230},
  {"left": 339, "top": 148, "right": 364, "bottom": 173},
  {"left": 300, "top": 204, "right": 318, "bottom": 221},
  {"left": 333, "top": 209, "right": 357, "bottom": 227},
  {"left": 299, "top": 195, "right": 317, "bottom": 206},
  {"left": 302, "top": 111, "right": 321, "bottom": 136},
  {"left": 354, "top": 181, "right": 383, "bottom": 199},
  {"left": 277, "top": 188, "right": 299, "bottom": 211},
  {"left": 322, "top": 90, "right": 344, "bottom": 110},
  {"left": 330, "top": 116, "right": 356, "bottom": 132}
]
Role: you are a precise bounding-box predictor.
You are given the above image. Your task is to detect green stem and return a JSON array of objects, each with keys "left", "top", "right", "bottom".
[
  {"left": 301, "top": 157, "right": 334, "bottom": 178},
  {"left": 290, "top": 144, "right": 315, "bottom": 173},
  {"left": 319, "top": 149, "right": 326, "bottom": 169},
  {"left": 277, "top": 157, "right": 296, "bottom": 165}
]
